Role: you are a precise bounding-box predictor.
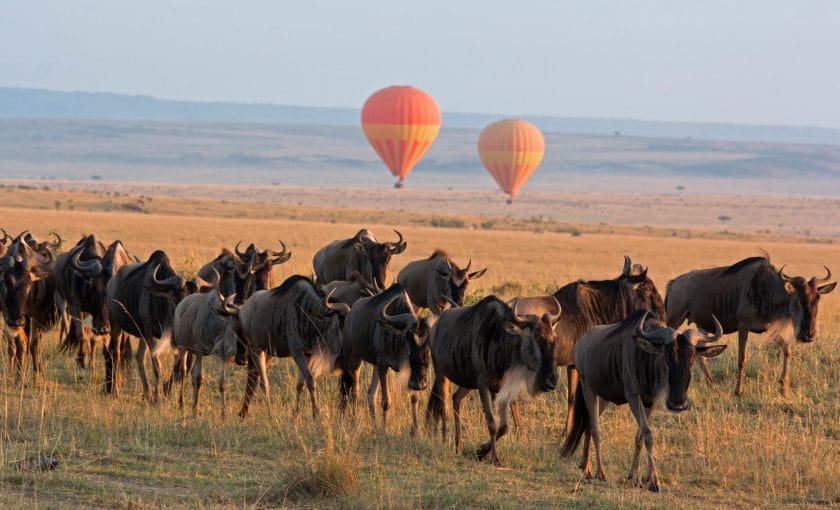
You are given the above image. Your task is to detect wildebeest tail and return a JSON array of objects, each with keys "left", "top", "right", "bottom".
[
  {"left": 559, "top": 381, "right": 589, "bottom": 458},
  {"left": 424, "top": 374, "right": 449, "bottom": 429}
]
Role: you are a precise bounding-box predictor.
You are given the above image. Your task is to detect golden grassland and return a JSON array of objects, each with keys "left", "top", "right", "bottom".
[{"left": 0, "top": 191, "right": 839, "bottom": 508}]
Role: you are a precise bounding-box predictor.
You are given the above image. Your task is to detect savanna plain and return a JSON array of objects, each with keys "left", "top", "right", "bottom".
[{"left": 1, "top": 186, "right": 838, "bottom": 509}]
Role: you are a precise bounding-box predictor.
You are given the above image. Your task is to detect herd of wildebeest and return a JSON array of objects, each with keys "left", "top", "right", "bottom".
[{"left": 0, "top": 227, "right": 836, "bottom": 492}]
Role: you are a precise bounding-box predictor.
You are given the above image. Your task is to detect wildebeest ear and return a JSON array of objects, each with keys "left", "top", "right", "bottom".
[
  {"left": 376, "top": 316, "right": 408, "bottom": 334},
  {"left": 696, "top": 344, "right": 727, "bottom": 358},
  {"left": 783, "top": 281, "right": 795, "bottom": 294},
  {"left": 352, "top": 239, "right": 371, "bottom": 255},
  {"left": 468, "top": 268, "right": 487, "bottom": 280},
  {"left": 504, "top": 321, "right": 524, "bottom": 336},
  {"left": 633, "top": 336, "right": 665, "bottom": 355},
  {"left": 818, "top": 282, "right": 837, "bottom": 294}
]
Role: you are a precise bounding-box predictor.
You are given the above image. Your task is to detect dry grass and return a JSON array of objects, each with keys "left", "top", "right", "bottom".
[{"left": 0, "top": 191, "right": 838, "bottom": 508}]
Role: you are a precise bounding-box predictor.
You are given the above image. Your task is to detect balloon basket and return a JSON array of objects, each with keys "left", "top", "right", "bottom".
[
  {"left": 394, "top": 181, "right": 404, "bottom": 189},
  {"left": 506, "top": 197, "right": 513, "bottom": 205}
]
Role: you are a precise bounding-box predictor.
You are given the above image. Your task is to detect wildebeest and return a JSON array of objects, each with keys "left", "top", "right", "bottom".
[
  {"left": 313, "top": 229, "right": 406, "bottom": 290},
  {"left": 53, "top": 235, "right": 135, "bottom": 369},
  {"left": 237, "top": 275, "right": 350, "bottom": 419},
  {"left": 665, "top": 254, "right": 836, "bottom": 395},
  {"left": 234, "top": 240, "right": 292, "bottom": 299},
  {"left": 397, "top": 250, "right": 487, "bottom": 313},
  {"left": 196, "top": 247, "right": 249, "bottom": 299},
  {"left": 322, "top": 271, "right": 378, "bottom": 305},
  {"left": 153, "top": 271, "right": 244, "bottom": 418},
  {"left": 0, "top": 234, "right": 58, "bottom": 381},
  {"left": 559, "top": 310, "right": 726, "bottom": 492},
  {"left": 511, "top": 256, "right": 665, "bottom": 434},
  {"left": 105, "top": 250, "right": 188, "bottom": 401},
  {"left": 425, "top": 296, "right": 561, "bottom": 465},
  {"left": 339, "top": 283, "right": 433, "bottom": 434}
]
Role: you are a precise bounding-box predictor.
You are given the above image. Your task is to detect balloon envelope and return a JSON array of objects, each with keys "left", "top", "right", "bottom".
[
  {"left": 477, "top": 119, "right": 545, "bottom": 202},
  {"left": 361, "top": 86, "right": 441, "bottom": 186}
]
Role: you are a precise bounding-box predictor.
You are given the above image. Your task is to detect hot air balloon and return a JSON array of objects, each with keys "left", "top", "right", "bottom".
[
  {"left": 477, "top": 119, "right": 545, "bottom": 203},
  {"left": 361, "top": 85, "right": 441, "bottom": 188}
]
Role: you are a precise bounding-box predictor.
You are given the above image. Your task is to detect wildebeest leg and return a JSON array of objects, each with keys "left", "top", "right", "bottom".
[
  {"left": 290, "top": 348, "right": 319, "bottom": 420},
  {"left": 256, "top": 351, "right": 272, "bottom": 412},
  {"left": 626, "top": 404, "right": 653, "bottom": 487},
  {"left": 7, "top": 330, "right": 25, "bottom": 383},
  {"left": 733, "top": 328, "right": 749, "bottom": 396},
  {"left": 509, "top": 400, "right": 522, "bottom": 439},
  {"left": 294, "top": 372, "right": 305, "bottom": 420},
  {"left": 148, "top": 332, "right": 166, "bottom": 403},
  {"left": 409, "top": 392, "right": 419, "bottom": 436},
  {"left": 696, "top": 356, "right": 714, "bottom": 386},
  {"left": 564, "top": 366, "right": 578, "bottom": 435},
  {"left": 135, "top": 337, "right": 154, "bottom": 403},
  {"left": 177, "top": 348, "right": 188, "bottom": 409},
  {"left": 29, "top": 324, "right": 43, "bottom": 380},
  {"left": 452, "top": 386, "right": 471, "bottom": 454},
  {"left": 377, "top": 365, "right": 391, "bottom": 429},
  {"left": 477, "top": 386, "right": 501, "bottom": 466},
  {"left": 239, "top": 354, "right": 260, "bottom": 419},
  {"left": 478, "top": 394, "right": 511, "bottom": 462},
  {"left": 104, "top": 327, "right": 123, "bottom": 396},
  {"left": 777, "top": 339, "right": 792, "bottom": 396},
  {"left": 582, "top": 384, "right": 606, "bottom": 481},
  {"left": 366, "top": 369, "right": 380, "bottom": 424},
  {"left": 628, "top": 397, "right": 659, "bottom": 492},
  {"left": 190, "top": 353, "right": 203, "bottom": 416},
  {"left": 217, "top": 356, "right": 229, "bottom": 419}
]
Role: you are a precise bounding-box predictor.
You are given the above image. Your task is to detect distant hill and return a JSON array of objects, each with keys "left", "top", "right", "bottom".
[{"left": 2, "top": 87, "right": 839, "bottom": 146}]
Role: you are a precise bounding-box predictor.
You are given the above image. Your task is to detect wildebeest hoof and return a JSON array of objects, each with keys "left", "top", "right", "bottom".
[
  {"left": 475, "top": 442, "right": 492, "bottom": 460},
  {"left": 15, "top": 454, "right": 59, "bottom": 471},
  {"left": 648, "top": 482, "right": 660, "bottom": 493}
]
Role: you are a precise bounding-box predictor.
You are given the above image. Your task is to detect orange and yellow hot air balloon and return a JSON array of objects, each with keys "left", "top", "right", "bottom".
[
  {"left": 478, "top": 119, "right": 545, "bottom": 203},
  {"left": 361, "top": 85, "right": 441, "bottom": 188}
]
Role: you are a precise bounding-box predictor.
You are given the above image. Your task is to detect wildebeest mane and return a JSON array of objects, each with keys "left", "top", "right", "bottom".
[
  {"left": 604, "top": 308, "right": 649, "bottom": 341},
  {"left": 428, "top": 249, "right": 448, "bottom": 260},
  {"left": 269, "top": 274, "right": 319, "bottom": 299},
  {"left": 722, "top": 255, "right": 771, "bottom": 276},
  {"left": 553, "top": 280, "right": 635, "bottom": 339}
]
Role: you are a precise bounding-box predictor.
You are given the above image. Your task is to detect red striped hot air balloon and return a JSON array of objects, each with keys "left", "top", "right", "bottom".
[
  {"left": 478, "top": 119, "right": 545, "bottom": 203},
  {"left": 361, "top": 85, "right": 441, "bottom": 188}
]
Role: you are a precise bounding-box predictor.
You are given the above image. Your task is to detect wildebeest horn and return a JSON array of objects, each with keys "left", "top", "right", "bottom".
[
  {"left": 323, "top": 288, "right": 351, "bottom": 316},
  {"left": 386, "top": 230, "right": 407, "bottom": 254},
  {"left": 17, "top": 239, "right": 51, "bottom": 267},
  {"left": 71, "top": 250, "right": 103, "bottom": 278},
  {"left": 706, "top": 315, "right": 724, "bottom": 341},
  {"left": 548, "top": 297, "right": 562, "bottom": 323},
  {"left": 151, "top": 264, "right": 184, "bottom": 289},
  {"left": 690, "top": 315, "right": 724, "bottom": 347},
  {"left": 47, "top": 230, "right": 62, "bottom": 250},
  {"left": 194, "top": 267, "right": 219, "bottom": 292},
  {"left": 0, "top": 228, "right": 10, "bottom": 243},
  {"left": 634, "top": 311, "right": 656, "bottom": 341},
  {"left": 234, "top": 240, "right": 248, "bottom": 261},
  {"left": 816, "top": 266, "right": 832, "bottom": 284},
  {"left": 270, "top": 240, "right": 291, "bottom": 263},
  {"left": 463, "top": 259, "right": 472, "bottom": 272},
  {"left": 512, "top": 298, "right": 529, "bottom": 324},
  {"left": 777, "top": 264, "right": 793, "bottom": 282},
  {"left": 621, "top": 255, "right": 631, "bottom": 277},
  {"left": 222, "top": 294, "right": 239, "bottom": 314},
  {"left": 380, "top": 291, "right": 416, "bottom": 329}
]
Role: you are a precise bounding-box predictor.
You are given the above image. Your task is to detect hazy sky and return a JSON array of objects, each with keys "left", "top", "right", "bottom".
[{"left": 2, "top": 1, "right": 839, "bottom": 128}]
